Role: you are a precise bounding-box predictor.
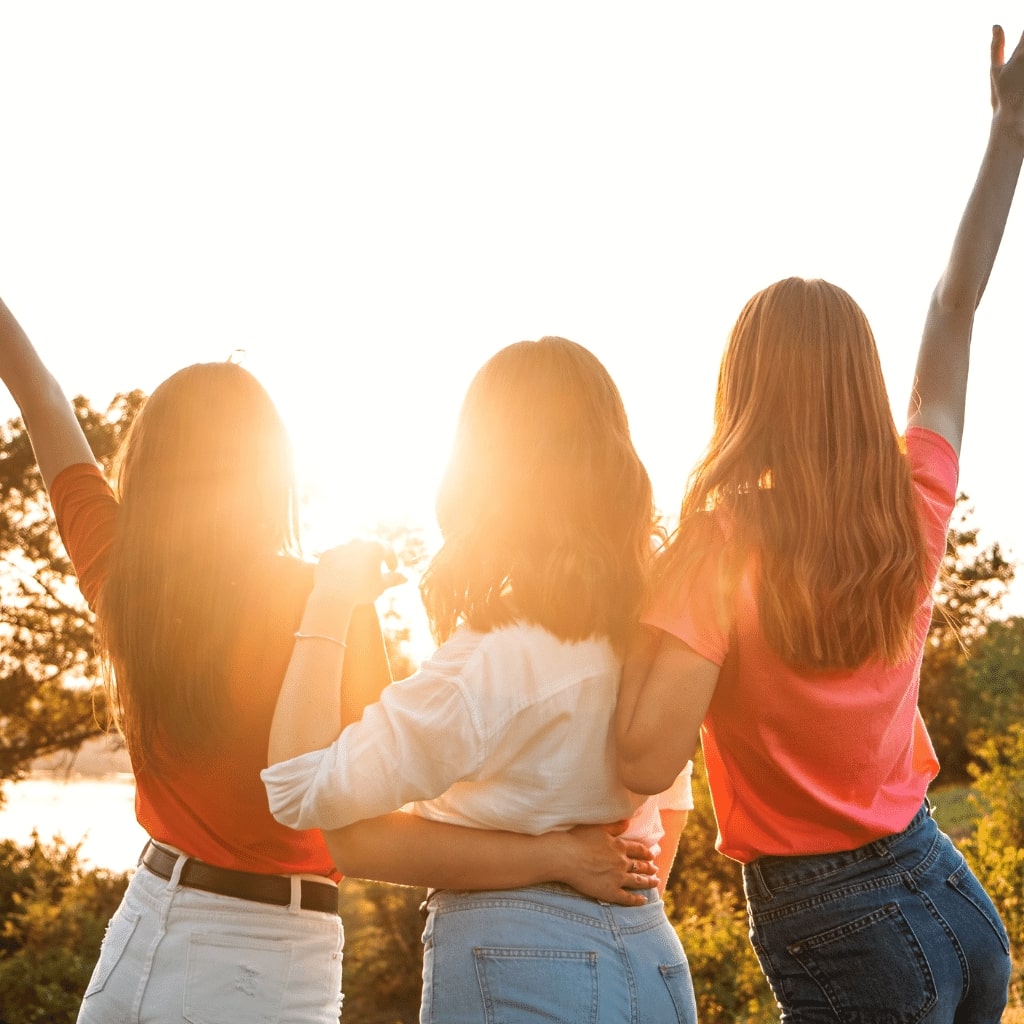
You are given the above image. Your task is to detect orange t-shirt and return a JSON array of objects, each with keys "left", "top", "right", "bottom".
[
  {"left": 51, "top": 463, "right": 385, "bottom": 878},
  {"left": 645, "top": 428, "right": 958, "bottom": 863}
]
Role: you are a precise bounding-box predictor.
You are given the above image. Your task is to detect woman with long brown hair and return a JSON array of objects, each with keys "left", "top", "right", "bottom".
[
  {"left": 263, "top": 337, "right": 698, "bottom": 1023},
  {"left": 0, "top": 317, "right": 659, "bottom": 1022},
  {"left": 616, "top": 25, "right": 1023, "bottom": 1022}
]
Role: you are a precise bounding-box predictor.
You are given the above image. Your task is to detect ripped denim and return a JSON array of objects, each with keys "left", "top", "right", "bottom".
[{"left": 77, "top": 849, "right": 343, "bottom": 1024}]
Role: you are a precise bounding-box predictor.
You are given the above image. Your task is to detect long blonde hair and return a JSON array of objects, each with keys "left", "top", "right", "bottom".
[
  {"left": 420, "top": 337, "right": 655, "bottom": 652},
  {"left": 98, "top": 362, "right": 299, "bottom": 771},
  {"left": 660, "top": 278, "right": 929, "bottom": 670}
]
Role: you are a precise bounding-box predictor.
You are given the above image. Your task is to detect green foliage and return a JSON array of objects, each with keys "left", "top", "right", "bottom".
[
  {"left": 0, "top": 393, "right": 144, "bottom": 793},
  {"left": 337, "top": 879, "right": 424, "bottom": 1023},
  {"left": 918, "top": 495, "right": 1015, "bottom": 783},
  {"left": 666, "top": 761, "right": 777, "bottom": 1023},
  {"left": 962, "top": 724, "right": 1024, "bottom": 1006},
  {"left": 961, "top": 616, "right": 1024, "bottom": 754},
  {"left": 927, "top": 784, "right": 977, "bottom": 842},
  {"left": 0, "top": 833, "right": 128, "bottom": 1023}
]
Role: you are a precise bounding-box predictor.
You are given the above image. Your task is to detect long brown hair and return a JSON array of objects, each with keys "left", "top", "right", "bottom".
[
  {"left": 659, "top": 278, "right": 929, "bottom": 671},
  {"left": 98, "top": 362, "right": 299, "bottom": 770},
  {"left": 420, "top": 337, "right": 655, "bottom": 652}
]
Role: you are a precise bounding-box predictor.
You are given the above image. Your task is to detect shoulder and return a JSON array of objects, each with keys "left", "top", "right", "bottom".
[
  {"left": 423, "top": 622, "right": 618, "bottom": 710},
  {"left": 904, "top": 427, "right": 959, "bottom": 553},
  {"left": 49, "top": 464, "right": 118, "bottom": 610},
  {"left": 50, "top": 463, "right": 114, "bottom": 515},
  {"left": 905, "top": 427, "right": 959, "bottom": 492}
]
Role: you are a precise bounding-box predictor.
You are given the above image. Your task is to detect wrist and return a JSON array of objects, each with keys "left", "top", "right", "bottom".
[
  {"left": 532, "top": 830, "right": 574, "bottom": 886},
  {"left": 990, "top": 110, "right": 1024, "bottom": 150},
  {"left": 298, "top": 587, "right": 357, "bottom": 637}
]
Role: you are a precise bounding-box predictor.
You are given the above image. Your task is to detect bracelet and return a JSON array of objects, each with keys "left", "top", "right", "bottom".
[{"left": 293, "top": 632, "right": 347, "bottom": 649}]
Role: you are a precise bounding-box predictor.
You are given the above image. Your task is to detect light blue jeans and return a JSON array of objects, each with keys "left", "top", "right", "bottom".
[
  {"left": 419, "top": 883, "right": 696, "bottom": 1024},
  {"left": 742, "top": 802, "right": 1011, "bottom": 1023},
  {"left": 77, "top": 851, "right": 344, "bottom": 1024}
]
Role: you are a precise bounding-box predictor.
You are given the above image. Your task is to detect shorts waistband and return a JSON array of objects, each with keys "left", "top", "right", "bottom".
[{"left": 140, "top": 841, "right": 339, "bottom": 915}]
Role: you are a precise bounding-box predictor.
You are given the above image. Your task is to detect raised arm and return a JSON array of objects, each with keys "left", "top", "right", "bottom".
[
  {"left": 0, "top": 299, "right": 96, "bottom": 487},
  {"left": 908, "top": 25, "right": 1024, "bottom": 453},
  {"left": 267, "top": 540, "right": 403, "bottom": 765}
]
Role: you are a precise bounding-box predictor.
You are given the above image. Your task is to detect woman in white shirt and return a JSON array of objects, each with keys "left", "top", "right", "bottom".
[{"left": 263, "top": 336, "right": 697, "bottom": 1023}]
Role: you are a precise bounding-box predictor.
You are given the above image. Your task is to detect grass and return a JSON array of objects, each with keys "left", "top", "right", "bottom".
[{"left": 928, "top": 783, "right": 979, "bottom": 842}]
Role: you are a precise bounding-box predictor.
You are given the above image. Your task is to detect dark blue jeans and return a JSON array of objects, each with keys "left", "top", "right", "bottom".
[{"left": 742, "top": 802, "right": 1010, "bottom": 1023}]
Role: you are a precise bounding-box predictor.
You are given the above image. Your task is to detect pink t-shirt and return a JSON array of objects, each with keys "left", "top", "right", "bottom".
[{"left": 645, "top": 428, "right": 958, "bottom": 862}]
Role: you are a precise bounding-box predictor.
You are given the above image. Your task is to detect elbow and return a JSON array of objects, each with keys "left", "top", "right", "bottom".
[
  {"left": 261, "top": 757, "right": 344, "bottom": 831},
  {"left": 616, "top": 753, "right": 675, "bottom": 797},
  {"left": 930, "top": 282, "right": 979, "bottom": 320}
]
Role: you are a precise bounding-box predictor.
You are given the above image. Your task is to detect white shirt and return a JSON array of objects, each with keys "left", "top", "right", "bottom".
[{"left": 262, "top": 622, "right": 692, "bottom": 850}]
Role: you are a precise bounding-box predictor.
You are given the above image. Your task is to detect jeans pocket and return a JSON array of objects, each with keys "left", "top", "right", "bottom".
[
  {"left": 659, "top": 960, "right": 698, "bottom": 1024},
  {"left": 947, "top": 859, "right": 1010, "bottom": 955},
  {"left": 83, "top": 902, "right": 141, "bottom": 998},
  {"left": 472, "top": 948, "right": 598, "bottom": 1024},
  {"left": 184, "top": 933, "right": 293, "bottom": 1024},
  {"left": 787, "top": 902, "right": 937, "bottom": 1024}
]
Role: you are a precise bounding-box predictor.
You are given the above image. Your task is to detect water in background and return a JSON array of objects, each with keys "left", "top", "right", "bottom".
[{"left": 0, "top": 774, "right": 146, "bottom": 873}]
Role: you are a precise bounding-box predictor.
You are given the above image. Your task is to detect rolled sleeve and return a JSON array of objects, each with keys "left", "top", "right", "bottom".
[{"left": 262, "top": 669, "right": 483, "bottom": 830}]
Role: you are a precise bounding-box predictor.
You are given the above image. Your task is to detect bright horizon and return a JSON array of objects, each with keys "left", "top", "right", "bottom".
[{"left": 2, "top": 1, "right": 1023, "bottom": 615}]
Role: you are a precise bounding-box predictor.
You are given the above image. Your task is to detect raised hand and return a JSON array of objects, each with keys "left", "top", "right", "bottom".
[
  {"left": 991, "top": 25, "right": 1024, "bottom": 147},
  {"left": 313, "top": 539, "right": 405, "bottom": 605}
]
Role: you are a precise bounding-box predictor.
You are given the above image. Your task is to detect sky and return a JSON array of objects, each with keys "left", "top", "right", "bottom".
[{"left": 1, "top": 1, "right": 1023, "bottom": 612}]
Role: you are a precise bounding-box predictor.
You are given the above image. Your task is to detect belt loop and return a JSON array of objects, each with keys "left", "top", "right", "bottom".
[
  {"left": 289, "top": 875, "right": 302, "bottom": 914},
  {"left": 166, "top": 850, "right": 188, "bottom": 891},
  {"left": 746, "top": 860, "right": 773, "bottom": 901}
]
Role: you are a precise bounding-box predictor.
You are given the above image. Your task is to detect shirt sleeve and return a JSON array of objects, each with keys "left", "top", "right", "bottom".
[
  {"left": 48, "top": 463, "right": 118, "bottom": 611},
  {"left": 642, "top": 518, "right": 732, "bottom": 667},
  {"left": 262, "top": 660, "right": 485, "bottom": 831},
  {"left": 905, "top": 427, "right": 959, "bottom": 578}
]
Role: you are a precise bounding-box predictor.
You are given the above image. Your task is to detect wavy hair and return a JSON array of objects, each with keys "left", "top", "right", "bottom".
[
  {"left": 659, "top": 278, "right": 929, "bottom": 670},
  {"left": 420, "top": 337, "right": 655, "bottom": 651},
  {"left": 97, "top": 362, "right": 299, "bottom": 771}
]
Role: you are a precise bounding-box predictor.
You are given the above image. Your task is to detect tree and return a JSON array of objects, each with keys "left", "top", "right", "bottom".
[
  {"left": 918, "top": 494, "right": 1015, "bottom": 783},
  {"left": 0, "top": 392, "right": 144, "bottom": 794},
  {"left": 961, "top": 616, "right": 1024, "bottom": 756}
]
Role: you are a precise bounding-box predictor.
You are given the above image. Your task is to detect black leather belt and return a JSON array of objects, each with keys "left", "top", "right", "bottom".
[{"left": 140, "top": 841, "right": 339, "bottom": 915}]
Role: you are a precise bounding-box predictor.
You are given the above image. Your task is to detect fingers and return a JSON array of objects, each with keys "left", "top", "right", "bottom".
[
  {"left": 992, "top": 24, "right": 1005, "bottom": 70},
  {"left": 620, "top": 838, "right": 653, "bottom": 860},
  {"left": 314, "top": 539, "right": 405, "bottom": 600},
  {"left": 606, "top": 888, "right": 648, "bottom": 908}
]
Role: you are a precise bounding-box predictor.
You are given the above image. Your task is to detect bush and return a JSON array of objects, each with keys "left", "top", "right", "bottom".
[
  {"left": 962, "top": 723, "right": 1024, "bottom": 1008},
  {"left": 0, "top": 833, "right": 127, "bottom": 1024},
  {"left": 666, "top": 762, "right": 777, "bottom": 1023},
  {"left": 337, "top": 878, "right": 424, "bottom": 1023}
]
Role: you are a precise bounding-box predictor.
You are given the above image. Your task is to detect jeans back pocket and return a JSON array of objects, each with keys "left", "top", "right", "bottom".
[
  {"left": 788, "top": 902, "right": 937, "bottom": 1024},
  {"left": 473, "top": 947, "right": 598, "bottom": 1024},
  {"left": 184, "top": 933, "right": 293, "bottom": 1024},
  {"left": 83, "top": 902, "right": 141, "bottom": 998}
]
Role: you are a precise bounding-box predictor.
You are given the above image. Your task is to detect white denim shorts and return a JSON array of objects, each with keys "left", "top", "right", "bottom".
[{"left": 77, "top": 847, "right": 344, "bottom": 1024}]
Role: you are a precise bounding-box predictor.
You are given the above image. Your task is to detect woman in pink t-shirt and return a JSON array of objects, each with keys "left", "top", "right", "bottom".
[{"left": 616, "top": 25, "right": 1023, "bottom": 1023}]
